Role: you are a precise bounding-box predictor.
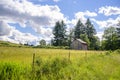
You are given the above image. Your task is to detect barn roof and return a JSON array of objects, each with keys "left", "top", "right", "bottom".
[{"left": 76, "top": 39, "right": 87, "bottom": 44}]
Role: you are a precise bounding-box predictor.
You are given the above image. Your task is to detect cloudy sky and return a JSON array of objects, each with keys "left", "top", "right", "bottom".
[{"left": 0, "top": 0, "right": 120, "bottom": 45}]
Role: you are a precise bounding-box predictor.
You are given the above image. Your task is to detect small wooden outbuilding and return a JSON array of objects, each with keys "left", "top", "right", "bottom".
[{"left": 70, "top": 39, "right": 87, "bottom": 50}]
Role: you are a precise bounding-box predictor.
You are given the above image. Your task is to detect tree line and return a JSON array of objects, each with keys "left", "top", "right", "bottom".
[
  {"left": 51, "top": 18, "right": 99, "bottom": 50},
  {"left": 39, "top": 19, "right": 120, "bottom": 50},
  {"left": 102, "top": 21, "right": 120, "bottom": 50}
]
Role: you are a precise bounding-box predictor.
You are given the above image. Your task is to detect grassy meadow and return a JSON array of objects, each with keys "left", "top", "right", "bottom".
[
  {"left": 0, "top": 47, "right": 104, "bottom": 64},
  {"left": 0, "top": 47, "right": 120, "bottom": 80}
]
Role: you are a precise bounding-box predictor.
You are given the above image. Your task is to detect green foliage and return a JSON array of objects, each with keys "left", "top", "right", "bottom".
[
  {"left": 85, "top": 18, "right": 96, "bottom": 38},
  {"left": 67, "top": 28, "right": 74, "bottom": 47},
  {"left": 102, "top": 26, "right": 119, "bottom": 50},
  {"left": 73, "top": 18, "right": 99, "bottom": 50},
  {"left": 34, "top": 45, "right": 69, "bottom": 49},
  {"left": 89, "top": 36, "right": 100, "bottom": 50},
  {"left": 52, "top": 18, "right": 100, "bottom": 50},
  {"left": 116, "top": 21, "right": 120, "bottom": 49},
  {"left": 85, "top": 18, "right": 98, "bottom": 50},
  {"left": 114, "top": 49, "right": 120, "bottom": 54},
  {"left": 39, "top": 39, "right": 46, "bottom": 46},
  {"left": 52, "top": 20, "right": 67, "bottom": 46},
  {"left": 105, "top": 50, "right": 112, "bottom": 55},
  {"left": 74, "top": 19, "right": 85, "bottom": 38},
  {"left": 103, "top": 27, "right": 116, "bottom": 39},
  {"left": 80, "top": 33, "right": 90, "bottom": 46}
]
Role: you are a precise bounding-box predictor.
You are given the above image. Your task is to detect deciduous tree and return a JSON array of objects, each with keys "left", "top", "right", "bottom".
[
  {"left": 40, "top": 39, "right": 46, "bottom": 46},
  {"left": 102, "top": 27, "right": 118, "bottom": 50}
]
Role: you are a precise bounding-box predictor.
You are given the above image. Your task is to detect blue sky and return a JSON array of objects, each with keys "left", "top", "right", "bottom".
[{"left": 0, "top": 0, "right": 120, "bottom": 45}]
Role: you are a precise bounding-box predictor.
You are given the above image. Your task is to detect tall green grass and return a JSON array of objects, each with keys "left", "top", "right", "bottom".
[
  {"left": 0, "top": 47, "right": 120, "bottom": 80},
  {"left": 0, "top": 53, "right": 120, "bottom": 80},
  {"left": 0, "top": 62, "right": 31, "bottom": 80}
]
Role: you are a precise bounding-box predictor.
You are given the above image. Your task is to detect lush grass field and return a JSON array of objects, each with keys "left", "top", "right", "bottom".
[
  {"left": 0, "top": 47, "right": 120, "bottom": 80},
  {"left": 0, "top": 47, "right": 104, "bottom": 64}
]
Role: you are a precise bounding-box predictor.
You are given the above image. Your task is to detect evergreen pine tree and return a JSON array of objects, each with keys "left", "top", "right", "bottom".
[
  {"left": 85, "top": 18, "right": 97, "bottom": 50},
  {"left": 116, "top": 21, "right": 120, "bottom": 49},
  {"left": 52, "top": 20, "right": 66, "bottom": 46},
  {"left": 74, "top": 19, "right": 85, "bottom": 38}
]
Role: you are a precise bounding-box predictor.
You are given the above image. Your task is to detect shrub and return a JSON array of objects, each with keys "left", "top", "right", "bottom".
[
  {"left": 105, "top": 50, "right": 112, "bottom": 55},
  {"left": 33, "top": 45, "right": 69, "bottom": 49},
  {"left": 114, "top": 49, "right": 120, "bottom": 54}
]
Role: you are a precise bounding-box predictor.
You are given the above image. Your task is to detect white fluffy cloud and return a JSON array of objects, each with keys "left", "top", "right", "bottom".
[
  {"left": 53, "top": 0, "right": 60, "bottom": 2},
  {"left": 0, "top": 0, "right": 66, "bottom": 33},
  {"left": 70, "top": 11, "right": 97, "bottom": 26},
  {"left": 0, "top": 0, "right": 67, "bottom": 44},
  {"left": 91, "top": 16, "right": 120, "bottom": 29},
  {"left": 0, "top": 21, "right": 12, "bottom": 36},
  {"left": 0, "top": 20, "right": 39, "bottom": 45},
  {"left": 75, "top": 11, "right": 97, "bottom": 18},
  {"left": 98, "top": 6, "right": 120, "bottom": 16}
]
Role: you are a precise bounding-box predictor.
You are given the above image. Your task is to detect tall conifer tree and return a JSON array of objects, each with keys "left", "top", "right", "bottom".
[
  {"left": 53, "top": 20, "right": 66, "bottom": 46},
  {"left": 74, "top": 19, "right": 85, "bottom": 38}
]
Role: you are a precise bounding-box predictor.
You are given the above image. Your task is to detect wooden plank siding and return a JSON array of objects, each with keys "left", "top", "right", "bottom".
[{"left": 71, "top": 39, "right": 87, "bottom": 50}]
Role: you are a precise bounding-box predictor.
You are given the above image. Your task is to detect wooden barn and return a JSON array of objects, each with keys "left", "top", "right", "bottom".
[{"left": 70, "top": 39, "right": 87, "bottom": 50}]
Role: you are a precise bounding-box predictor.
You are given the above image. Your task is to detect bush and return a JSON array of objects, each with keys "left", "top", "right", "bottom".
[
  {"left": 33, "top": 45, "right": 69, "bottom": 49},
  {"left": 114, "top": 49, "right": 120, "bottom": 54},
  {"left": 105, "top": 50, "right": 112, "bottom": 55}
]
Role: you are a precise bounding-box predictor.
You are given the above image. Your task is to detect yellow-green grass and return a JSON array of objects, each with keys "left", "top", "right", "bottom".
[
  {"left": 0, "top": 47, "right": 120, "bottom": 80},
  {"left": 0, "top": 47, "right": 105, "bottom": 65}
]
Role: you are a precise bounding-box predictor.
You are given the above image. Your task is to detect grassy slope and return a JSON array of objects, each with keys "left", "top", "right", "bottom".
[
  {"left": 0, "top": 41, "right": 20, "bottom": 47},
  {"left": 0, "top": 40, "right": 29, "bottom": 48}
]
